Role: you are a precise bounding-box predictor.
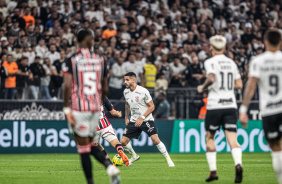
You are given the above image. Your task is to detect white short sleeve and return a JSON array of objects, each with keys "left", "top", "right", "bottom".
[
  {"left": 144, "top": 89, "right": 152, "bottom": 103},
  {"left": 204, "top": 60, "right": 215, "bottom": 75},
  {"left": 248, "top": 58, "right": 260, "bottom": 78}
]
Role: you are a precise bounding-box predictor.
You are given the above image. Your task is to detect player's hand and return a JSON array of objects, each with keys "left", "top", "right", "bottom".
[
  {"left": 239, "top": 113, "right": 248, "bottom": 128},
  {"left": 66, "top": 113, "right": 76, "bottom": 126},
  {"left": 115, "top": 111, "right": 122, "bottom": 118},
  {"left": 135, "top": 118, "right": 144, "bottom": 127},
  {"left": 125, "top": 118, "right": 129, "bottom": 125},
  {"left": 197, "top": 85, "right": 204, "bottom": 93}
]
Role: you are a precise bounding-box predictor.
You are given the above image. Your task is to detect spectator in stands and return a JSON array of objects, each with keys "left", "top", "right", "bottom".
[
  {"left": 187, "top": 56, "right": 205, "bottom": 87},
  {"left": 22, "top": 45, "right": 35, "bottom": 65},
  {"left": 109, "top": 57, "right": 125, "bottom": 99},
  {"left": 197, "top": 0, "right": 213, "bottom": 19},
  {"left": 11, "top": 8, "right": 26, "bottom": 29},
  {"left": 41, "top": 58, "right": 56, "bottom": 100},
  {"left": 169, "top": 56, "right": 185, "bottom": 87},
  {"left": 36, "top": 39, "right": 48, "bottom": 59},
  {"left": 241, "top": 23, "right": 256, "bottom": 45},
  {"left": 16, "top": 57, "right": 29, "bottom": 100},
  {"left": 22, "top": 6, "right": 35, "bottom": 28},
  {"left": 154, "top": 73, "right": 168, "bottom": 97},
  {"left": 3, "top": 54, "right": 18, "bottom": 99},
  {"left": 124, "top": 52, "right": 144, "bottom": 86},
  {"left": 107, "top": 50, "right": 120, "bottom": 69},
  {"left": 46, "top": 44, "right": 60, "bottom": 64},
  {"left": 154, "top": 92, "right": 170, "bottom": 119},
  {"left": 11, "top": 45, "right": 22, "bottom": 61},
  {"left": 156, "top": 54, "right": 171, "bottom": 81},
  {"left": 0, "top": 56, "right": 8, "bottom": 99},
  {"left": 102, "top": 20, "right": 116, "bottom": 39},
  {"left": 51, "top": 50, "right": 65, "bottom": 99},
  {"left": 28, "top": 56, "right": 45, "bottom": 99},
  {"left": 143, "top": 56, "right": 157, "bottom": 88}
]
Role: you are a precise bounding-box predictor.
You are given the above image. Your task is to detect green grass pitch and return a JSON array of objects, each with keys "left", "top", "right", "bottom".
[{"left": 0, "top": 153, "right": 276, "bottom": 184}]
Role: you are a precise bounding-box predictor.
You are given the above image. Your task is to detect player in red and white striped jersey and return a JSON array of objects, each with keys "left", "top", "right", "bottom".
[
  {"left": 62, "top": 29, "right": 120, "bottom": 184},
  {"left": 93, "top": 96, "right": 129, "bottom": 166}
]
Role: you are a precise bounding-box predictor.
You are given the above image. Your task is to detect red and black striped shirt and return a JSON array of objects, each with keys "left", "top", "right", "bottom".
[{"left": 63, "top": 48, "right": 107, "bottom": 112}]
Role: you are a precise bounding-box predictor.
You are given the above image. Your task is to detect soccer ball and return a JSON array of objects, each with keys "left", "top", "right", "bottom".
[{"left": 112, "top": 154, "right": 124, "bottom": 166}]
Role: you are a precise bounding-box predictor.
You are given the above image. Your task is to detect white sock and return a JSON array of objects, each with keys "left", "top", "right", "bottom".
[
  {"left": 271, "top": 151, "right": 282, "bottom": 184},
  {"left": 156, "top": 142, "right": 169, "bottom": 159},
  {"left": 231, "top": 147, "right": 242, "bottom": 166},
  {"left": 206, "top": 152, "right": 217, "bottom": 171},
  {"left": 124, "top": 143, "right": 136, "bottom": 157}
]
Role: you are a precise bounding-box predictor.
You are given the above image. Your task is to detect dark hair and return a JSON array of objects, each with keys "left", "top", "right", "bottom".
[
  {"left": 22, "top": 56, "right": 28, "bottom": 60},
  {"left": 264, "top": 28, "right": 281, "bottom": 46},
  {"left": 124, "top": 72, "right": 136, "bottom": 78},
  {"left": 76, "top": 29, "right": 92, "bottom": 43}
]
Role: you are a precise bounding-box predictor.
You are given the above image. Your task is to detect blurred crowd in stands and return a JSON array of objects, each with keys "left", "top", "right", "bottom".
[{"left": 0, "top": 0, "right": 281, "bottom": 101}]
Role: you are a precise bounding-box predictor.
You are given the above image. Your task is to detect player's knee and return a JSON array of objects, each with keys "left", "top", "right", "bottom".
[
  {"left": 120, "top": 137, "right": 129, "bottom": 146},
  {"left": 268, "top": 140, "right": 282, "bottom": 151},
  {"left": 151, "top": 135, "right": 160, "bottom": 145}
]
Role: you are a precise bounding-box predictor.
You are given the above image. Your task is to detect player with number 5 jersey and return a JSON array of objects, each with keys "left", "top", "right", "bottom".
[{"left": 62, "top": 29, "right": 120, "bottom": 184}]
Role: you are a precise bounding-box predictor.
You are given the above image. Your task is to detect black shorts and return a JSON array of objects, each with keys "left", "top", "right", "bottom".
[
  {"left": 123, "top": 121, "right": 158, "bottom": 139},
  {"left": 262, "top": 113, "right": 282, "bottom": 142},
  {"left": 205, "top": 108, "right": 238, "bottom": 134}
]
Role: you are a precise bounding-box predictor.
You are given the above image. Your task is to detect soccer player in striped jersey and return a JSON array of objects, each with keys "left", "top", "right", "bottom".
[
  {"left": 62, "top": 29, "right": 120, "bottom": 184},
  {"left": 93, "top": 96, "right": 129, "bottom": 166}
]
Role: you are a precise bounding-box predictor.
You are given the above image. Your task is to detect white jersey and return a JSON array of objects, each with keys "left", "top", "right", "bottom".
[
  {"left": 204, "top": 54, "right": 241, "bottom": 110},
  {"left": 124, "top": 85, "right": 154, "bottom": 122},
  {"left": 249, "top": 51, "right": 282, "bottom": 117}
]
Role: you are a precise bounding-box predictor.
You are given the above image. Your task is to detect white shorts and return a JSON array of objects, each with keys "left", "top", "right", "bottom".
[
  {"left": 93, "top": 125, "right": 117, "bottom": 144},
  {"left": 68, "top": 111, "right": 100, "bottom": 137}
]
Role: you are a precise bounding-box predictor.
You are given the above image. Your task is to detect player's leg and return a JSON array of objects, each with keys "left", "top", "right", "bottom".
[
  {"left": 73, "top": 134, "right": 94, "bottom": 184},
  {"left": 70, "top": 111, "right": 96, "bottom": 184},
  {"left": 205, "top": 131, "right": 218, "bottom": 182},
  {"left": 263, "top": 115, "right": 282, "bottom": 184},
  {"left": 120, "top": 122, "right": 142, "bottom": 165},
  {"left": 268, "top": 139, "right": 282, "bottom": 184},
  {"left": 225, "top": 131, "right": 243, "bottom": 183},
  {"left": 223, "top": 109, "right": 243, "bottom": 183},
  {"left": 87, "top": 112, "right": 120, "bottom": 183},
  {"left": 108, "top": 139, "right": 129, "bottom": 166},
  {"left": 150, "top": 134, "right": 175, "bottom": 167},
  {"left": 101, "top": 125, "right": 129, "bottom": 166},
  {"left": 92, "top": 131, "right": 110, "bottom": 159}
]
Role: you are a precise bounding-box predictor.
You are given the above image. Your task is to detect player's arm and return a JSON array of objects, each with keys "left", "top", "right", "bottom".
[
  {"left": 135, "top": 100, "right": 155, "bottom": 127},
  {"left": 197, "top": 60, "right": 215, "bottom": 93},
  {"left": 239, "top": 59, "right": 259, "bottom": 127},
  {"left": 197, "top": 73, "right": 215, "bottom": 93},
  {"left": 234, "top": 78, "right": 243, "bottom": 89},
  {"left": 101, "top": 57, "right": 108, "bottom": 101},
  {"left": 239, "top": 77, "right": 258, "bottom": 127},
  {"left": 104, "top": 96, "right": 122, "bottom": 117},
  {"left": 62, "top": 58, "right": 76, "bottom": 125},
  {"left": 125, "top": 102, "right": 130, "bottom": 125}
]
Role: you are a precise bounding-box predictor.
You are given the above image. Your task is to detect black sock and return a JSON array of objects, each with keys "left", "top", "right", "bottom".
[
  {"left": 115, "top": 144, "right": 124, "bottom": 152},
  {"left": 102, "top": 150, "right": 109, "bottom": 159},
  {"left": 90, "top": 146, "right": 112, "bottom": 168},
  {"left": 80, "top": 153, "right": 93, "bottom": 184}
]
